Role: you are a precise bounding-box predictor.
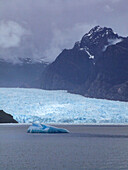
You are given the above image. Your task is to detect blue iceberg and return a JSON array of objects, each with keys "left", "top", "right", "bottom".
[{"left": 27, "top": 123, "right": 69, "bottom": 133}]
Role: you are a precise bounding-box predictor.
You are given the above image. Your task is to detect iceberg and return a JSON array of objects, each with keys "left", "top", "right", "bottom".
[{"left": 27, "top": 123, "right": 69, "bottom": 133}]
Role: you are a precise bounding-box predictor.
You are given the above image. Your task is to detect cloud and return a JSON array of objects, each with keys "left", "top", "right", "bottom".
[
  {"left": 108, "top": 38, "right": 123, "bottom": 44},
  {"left": 105, "top": 5, "right": 114, "bottom": 12},
  {"left": 103, "top": 38, "right": 123, "bottom": 51},
  {"left": 43, "top": 23, "right": 93, "bottom": 62},
  {"left": 111, "top": 0, "right": 121, "bottom": 3},
  {"left": 0, "top": 20, "right": 28, "bottom": 48},
  {"left": 0, "top": 20, "right": 35, "bottom": 63},
  {"left": 0, "top": 0, "right": 127, "bottom": 63}
]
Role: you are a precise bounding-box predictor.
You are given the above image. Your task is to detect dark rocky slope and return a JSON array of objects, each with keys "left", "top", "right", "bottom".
[
  {"left": 0, "top": 110, "right": 18, "bottom": 123},
  {"left": 41, "top": 26, "right": 128, "bottom": 101}
]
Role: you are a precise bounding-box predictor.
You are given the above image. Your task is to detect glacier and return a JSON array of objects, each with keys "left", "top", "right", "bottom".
[
  {"left": 0, "top": 88, "right": 128, "bottom": 124},
  {"left": 27, "top": 123, "right": 69, "bottom": 133}
]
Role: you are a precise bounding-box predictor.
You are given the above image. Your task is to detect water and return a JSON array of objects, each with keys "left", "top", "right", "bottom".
[{"left": 0, "top": 88, "right": 128, "bottom": 124}]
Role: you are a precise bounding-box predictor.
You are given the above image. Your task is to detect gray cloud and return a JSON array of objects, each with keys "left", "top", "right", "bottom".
[
  {"left": 104, "top": 5, "right": 114, "bottom": 12},
  {"left": 44, "top": 23, "right": 93, "bottom": 62},
  {"left": 0, "top": 20, "right": 28, "bottom": 48},
  {"left": 0, "top": 0, "right": 128, "bottom": 63}
]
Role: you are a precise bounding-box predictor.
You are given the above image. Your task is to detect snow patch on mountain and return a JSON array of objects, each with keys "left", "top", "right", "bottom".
[
  {"left": 85, "top": 26, "right": 103, "bottom": 38},
  {"left": 79, "top": 47, "right": 94, "bottom": 59},
  {"left": 83, "top": 26, "right": 117, "bottom": 40},
  {"left": 86, "top": 50, "right": 95, "bottom": 59}
]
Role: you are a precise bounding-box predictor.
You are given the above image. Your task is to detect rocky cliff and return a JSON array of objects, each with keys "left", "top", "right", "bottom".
[
  {"left": 41, "top": 26, "right": 128, "bottom": 101},
  {"left": 0, "top": 110, "right": 18, "bottom": 123}
]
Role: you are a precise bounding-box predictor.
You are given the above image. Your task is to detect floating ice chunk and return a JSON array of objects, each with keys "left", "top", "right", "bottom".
[{"left": 27, "top": 123, "right": 69, "bottom": 133}]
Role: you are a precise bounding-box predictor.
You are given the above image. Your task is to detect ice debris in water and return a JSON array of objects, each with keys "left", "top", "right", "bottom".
[{"left": 27, "top": 123, "right": 69, "bottom": 133}]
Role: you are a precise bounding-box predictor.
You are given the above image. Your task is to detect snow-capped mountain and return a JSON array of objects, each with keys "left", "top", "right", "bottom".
[
  {"left": 41, "top": 26, "right": 128, "bottom": 101},
  {"left": 76, "top": 26, "right": 125, "bottom": 60}
]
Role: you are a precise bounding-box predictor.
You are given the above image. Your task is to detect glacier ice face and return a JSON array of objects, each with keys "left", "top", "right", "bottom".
[
  {"left": 27, "top": 123, "right": 69, "bottom": 133},
  {"left": 0, "top": 88, "right": 128, "bottom": 124}
]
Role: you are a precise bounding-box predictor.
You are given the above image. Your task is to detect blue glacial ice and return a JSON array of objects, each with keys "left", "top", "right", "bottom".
[
  {"left": 0, "top": 88, "right": 128, "bottom": 124},
  {"left": 27, "top": 123, "right": 69, "bottom": 133}
]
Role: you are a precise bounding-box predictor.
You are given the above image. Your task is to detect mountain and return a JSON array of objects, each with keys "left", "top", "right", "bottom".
[
  {"left": 41, "top": 26, "right": 128, "bottom": 101},
  {"left": 0, "top": 58, "right": 47, "bottom": 88}
]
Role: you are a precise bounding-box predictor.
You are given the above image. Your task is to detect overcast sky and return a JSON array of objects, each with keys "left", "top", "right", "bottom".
[{"left": 0, "top": 0, "right": 128, "bottom": 63}]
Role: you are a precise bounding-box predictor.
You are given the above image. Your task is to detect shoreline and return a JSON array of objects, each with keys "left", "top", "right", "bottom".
[{"left": 1, "top": 123, "right": 128, "bottom": 126}]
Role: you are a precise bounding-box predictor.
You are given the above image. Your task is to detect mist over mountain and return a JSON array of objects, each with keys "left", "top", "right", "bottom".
[
  {"left": 0, "top": 20, "right": 45, "bottom": 64},
  {"left": 0, "top": 58, "right": 47, "bottom": 88},
  {"left": 0, "top": 24, "right": 128, "bottom": 101},
  {"left": 41, "top": 26, "right": 128, "bottom": 101},
  {"left": 0, "top": 1, "right": 128, "bottom": 100},
  {"left": 0, "top": 0, "right": 128, "bottom": 63}
]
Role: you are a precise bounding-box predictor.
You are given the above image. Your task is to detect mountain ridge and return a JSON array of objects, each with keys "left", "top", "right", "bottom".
[
  {"left": 41, "top": 26, "right": 128, "bottom": 101},
  {"left": 0, "top": 58, "right": 47, "bottom": 88}
]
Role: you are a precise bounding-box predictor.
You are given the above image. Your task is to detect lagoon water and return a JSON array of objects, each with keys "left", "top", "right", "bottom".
[{"left": 0, "top": 88, "right": 128, "bottom": 124}]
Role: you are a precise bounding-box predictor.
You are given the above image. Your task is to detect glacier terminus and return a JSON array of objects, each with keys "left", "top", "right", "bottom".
[{"left": 0, "top": 88, "right": 128, "bottom": 124}]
